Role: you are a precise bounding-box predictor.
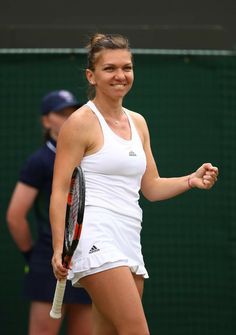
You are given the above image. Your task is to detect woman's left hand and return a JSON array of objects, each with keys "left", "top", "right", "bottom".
[{"left": 189, "top": 163, "right": 219, "bottom": 190}]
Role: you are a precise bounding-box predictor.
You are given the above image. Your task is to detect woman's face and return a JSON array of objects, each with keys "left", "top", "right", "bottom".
[{"left": 87, "top": 49, "right": 134, "bottom": 99}]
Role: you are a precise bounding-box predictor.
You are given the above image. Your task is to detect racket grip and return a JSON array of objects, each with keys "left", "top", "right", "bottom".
[{"left": 50, "top": 279, "right": 67, "bottom": 319}]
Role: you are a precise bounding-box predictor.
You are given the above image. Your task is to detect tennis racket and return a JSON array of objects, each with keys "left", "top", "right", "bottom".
[{"left": 50, "top": 166, "right": 85, "bottom": 319}]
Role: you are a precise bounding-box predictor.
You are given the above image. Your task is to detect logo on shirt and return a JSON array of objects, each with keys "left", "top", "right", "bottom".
[
  {"left": 129, "top": 150, "right": 137, "bottom": 156},
  {"left": 89, "top": 245, "right": 100, "bottom": 254}
]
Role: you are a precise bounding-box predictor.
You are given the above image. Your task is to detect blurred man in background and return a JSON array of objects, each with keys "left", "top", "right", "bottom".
[{"left": 6, "top": 90, "right": 92, "bottom": 335}]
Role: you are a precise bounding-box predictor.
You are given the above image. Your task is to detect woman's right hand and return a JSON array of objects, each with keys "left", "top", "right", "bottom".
[{"left": 51, "top": 251, "right": 68, "bottom": 280}]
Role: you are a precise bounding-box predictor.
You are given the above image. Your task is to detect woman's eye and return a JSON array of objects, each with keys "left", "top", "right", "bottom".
[
  {"left": 104, "top": 67, "right": 114, "bottom": 72},
  {"left": 124, "top": 66, "right": 132, "bottom": 71}
]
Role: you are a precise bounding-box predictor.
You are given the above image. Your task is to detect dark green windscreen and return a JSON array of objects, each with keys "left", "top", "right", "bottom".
[{"left": 0, "top": 52, "right": 235, "bottom": 334}]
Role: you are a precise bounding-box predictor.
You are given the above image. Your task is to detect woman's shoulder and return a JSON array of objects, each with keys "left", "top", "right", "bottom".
[
  {"left": 124, "top": 107, "right": 147, "bottom": 126},
  {"left": 61, "top": 104, "right": 97, "bottom": 132}
]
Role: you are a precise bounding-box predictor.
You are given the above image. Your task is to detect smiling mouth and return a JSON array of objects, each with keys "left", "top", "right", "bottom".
[{"left": 111, "top": 84, "right": 126, "bottom": 88}]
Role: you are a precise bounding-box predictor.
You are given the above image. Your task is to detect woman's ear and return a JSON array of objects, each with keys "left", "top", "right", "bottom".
[{"left": 86, "top": 69, "right": 96, "bottom": 85}]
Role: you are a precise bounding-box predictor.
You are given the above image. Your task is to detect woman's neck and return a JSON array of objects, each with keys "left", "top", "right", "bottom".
[
  {"left": 92, "top": 99, "right": 128, "bottom": 128},
  {"left": 92, "top": 97, "right": 123, "bottom": 119}
]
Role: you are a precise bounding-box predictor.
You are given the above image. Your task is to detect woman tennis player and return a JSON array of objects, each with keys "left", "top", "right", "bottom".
[{"left": 50, "top": 34, "right": 218, "bottom": 334}]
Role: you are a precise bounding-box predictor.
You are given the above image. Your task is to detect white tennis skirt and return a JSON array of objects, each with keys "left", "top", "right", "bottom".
[{"left": 68, "top": 206, "right": 149, "bottom": 287}]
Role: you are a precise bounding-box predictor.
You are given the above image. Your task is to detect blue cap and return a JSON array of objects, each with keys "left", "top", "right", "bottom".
[{"left": 41, "top": 90, "right": 81, "bottom": 115}]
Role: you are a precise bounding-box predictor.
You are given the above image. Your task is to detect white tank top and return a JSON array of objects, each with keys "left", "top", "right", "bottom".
[{"left": 81, "top": 101, "right": 147, "bottom": 220}]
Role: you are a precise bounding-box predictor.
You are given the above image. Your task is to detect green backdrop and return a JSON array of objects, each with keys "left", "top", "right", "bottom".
[{"left": 0, "top": 51, "right": 235, "bottom": 334}]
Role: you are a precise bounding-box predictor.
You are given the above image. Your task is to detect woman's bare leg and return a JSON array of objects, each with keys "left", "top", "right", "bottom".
[
  {"left": 65, "top": 303, "right": 92, "bottom": 335},
  {"left": 80, "top": 266, "right": 150, "bottom": 335}
]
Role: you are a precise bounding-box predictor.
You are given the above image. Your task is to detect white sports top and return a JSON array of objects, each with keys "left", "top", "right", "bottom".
[{"left": 81, "top": 100, "right": 147, "bottom": 220}]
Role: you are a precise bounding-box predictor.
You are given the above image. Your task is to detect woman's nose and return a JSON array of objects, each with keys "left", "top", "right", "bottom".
[{"left": 114, "top": 69, "right": 125, "bottom": 79}]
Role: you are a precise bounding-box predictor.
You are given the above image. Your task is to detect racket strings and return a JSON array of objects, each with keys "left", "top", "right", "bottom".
[{"left": 68, "top": 177, "right": 80, "bottom": 245}]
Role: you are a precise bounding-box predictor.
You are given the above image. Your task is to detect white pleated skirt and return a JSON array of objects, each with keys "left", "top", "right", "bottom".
[{"left": 68, "top": 206, "right": 149, "bottom": 287}]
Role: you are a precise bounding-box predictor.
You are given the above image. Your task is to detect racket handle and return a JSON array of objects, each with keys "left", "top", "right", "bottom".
[{"left": 50, "top": 279, "right": 67, "bottom": 319}]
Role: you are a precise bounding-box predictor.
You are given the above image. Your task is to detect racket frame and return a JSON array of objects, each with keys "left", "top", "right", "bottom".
[{"left": 50, "top": 166, "right": 85, "bottom": 319}]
